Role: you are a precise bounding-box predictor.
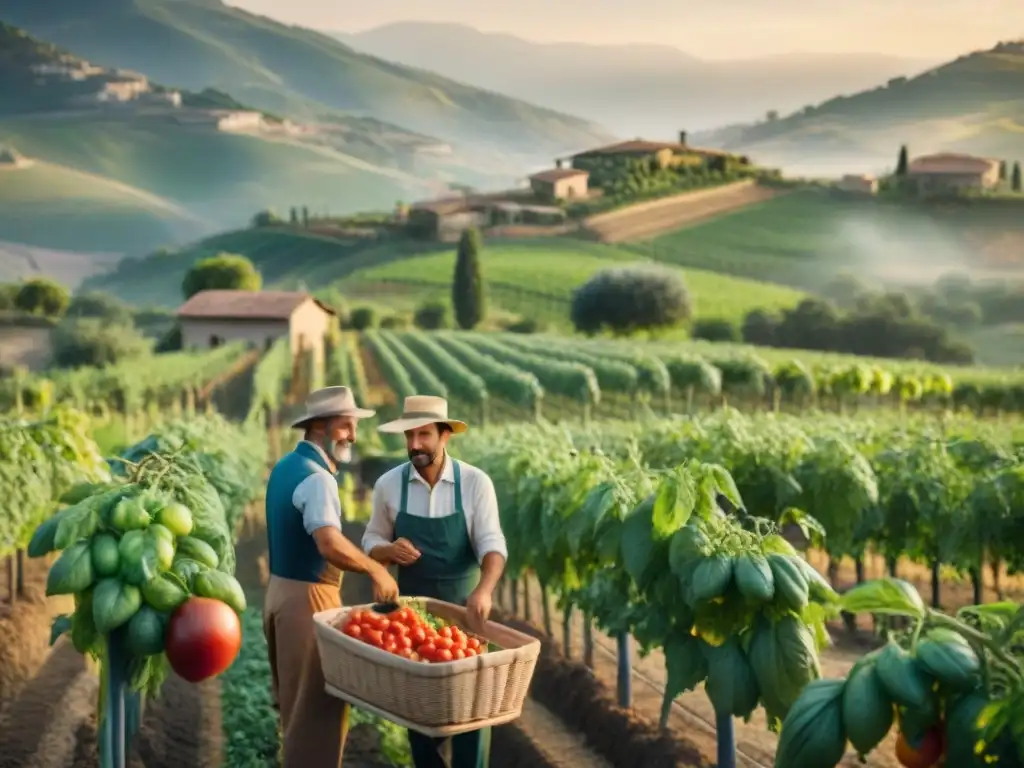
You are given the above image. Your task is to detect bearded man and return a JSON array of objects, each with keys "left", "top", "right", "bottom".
[{"left": 363, "top": 395, "right": 506, "bottom": 768}]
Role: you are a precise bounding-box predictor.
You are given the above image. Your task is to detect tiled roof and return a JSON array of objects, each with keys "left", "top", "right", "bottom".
[
  {"left": 529, "top": 168, "right": 589, "bottom": 183},
  {"left": 908, "top": 153, "right": 998, "bottom": 175},
  {"left": 176, "top": 290, "right": 334, "bottom": 320}
]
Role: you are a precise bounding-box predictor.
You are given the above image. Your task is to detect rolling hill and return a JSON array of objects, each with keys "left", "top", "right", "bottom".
[
  {"left": 0, "top": 20, "right": 450, "bottom": 254},
  {"left": 693, "top": 41, "right": 1024, "bottom": 175},
  {"left": 338, "top": 22, "right": 935, "bottom": 140},
  {"left": 82, "top": 228, "right": 807, "bottom": 329},
  {"left": 0, "top": 0, "right": 613, "bottom": 166}
]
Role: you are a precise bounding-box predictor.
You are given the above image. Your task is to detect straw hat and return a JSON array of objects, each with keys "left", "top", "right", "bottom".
[
  {"left": 378, "top": 395, "right": 467, "bottom": 434},
  {"left": 290, "top": 386, "right": 375, "bottom": 429}
]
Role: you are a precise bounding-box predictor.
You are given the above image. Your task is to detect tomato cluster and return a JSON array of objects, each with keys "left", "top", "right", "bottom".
[{"left": 341, "top": 607, "right": 487, "bottom": 663}]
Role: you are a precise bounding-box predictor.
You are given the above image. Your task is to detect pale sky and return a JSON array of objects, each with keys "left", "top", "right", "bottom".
[{"left": 230, "top": 0, "right": 1024, "bottom": 59}]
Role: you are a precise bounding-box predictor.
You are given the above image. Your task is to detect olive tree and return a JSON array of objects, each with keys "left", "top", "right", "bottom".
[
  {"left": 181, "top": 253, "right": 262, "bottom": 300},
  {"left": 570, "top": 265, "right": 691, "bottom": 335}
]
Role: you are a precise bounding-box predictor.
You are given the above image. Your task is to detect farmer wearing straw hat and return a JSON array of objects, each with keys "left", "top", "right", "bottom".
[
  {"left": 364, "top": 395, "right": 506, "bottom": 768},
  {"left": 264, "top": 386, "right": 400, "bottom": 768}
]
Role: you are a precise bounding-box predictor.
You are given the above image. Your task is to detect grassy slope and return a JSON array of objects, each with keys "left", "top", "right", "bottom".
[
  {"left": 641, "top": 190, "right": 1024, "bottom": 290},
  {"left": 700, "top": 45, "right": 1024, "bottom": 170},
  {"left": 0, "top": 159, "right": 200, "bottom": 253},
  {"left": 0, "top": 0, "right": 611, "bottom": 158},
  {"left": 86, "top": 229, "right": 807, "bottom": 326}
]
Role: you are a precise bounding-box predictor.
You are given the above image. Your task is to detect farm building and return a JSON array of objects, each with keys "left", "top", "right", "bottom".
[
  {"left": 906, "top": 153, "right": 1000, "bottom": 195},
  {"left": 837, "top": 174, "right": 878, "bottom": 195},
  {"left": 406, "top": 197, "right": 492, "bottom": 241},
  {"left": 568, "top": 131, "right": 735, "bottom": 166},
  {"left": 176, "top": 290, "right": 335, "bottom": 370},
  {"left": 529, "top": 166, "right": 589, "bottom": 201}
]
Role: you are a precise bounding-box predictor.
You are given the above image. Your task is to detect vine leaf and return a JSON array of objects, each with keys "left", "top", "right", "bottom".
[{"left": 840, "top": 578, "right": 926, "bottom": 619}]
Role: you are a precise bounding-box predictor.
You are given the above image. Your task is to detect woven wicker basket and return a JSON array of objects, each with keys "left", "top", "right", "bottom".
[{"left": 314, "top": 598, "right": 540, "bottom": 735}]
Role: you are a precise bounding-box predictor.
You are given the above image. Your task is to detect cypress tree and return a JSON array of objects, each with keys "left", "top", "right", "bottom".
[
  {"left": 999, "top": 160, "right": 1009, "bottom": 180},
  {"left": 452, "top": 227, "right": 485, "bottom": 329},
  {"left": 895, "top": 145, "right": 908, "bottom": 175},
  {"left": 1013, "top": 161, "right": 1022, "bottom": 193}
]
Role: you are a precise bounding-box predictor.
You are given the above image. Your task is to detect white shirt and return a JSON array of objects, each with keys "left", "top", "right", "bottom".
[
  {"left": 363, "top": 454, "right": 508, "bottom": 562},
  {"left": 292, "top": 441, "right": 344, "bottom": 535}
]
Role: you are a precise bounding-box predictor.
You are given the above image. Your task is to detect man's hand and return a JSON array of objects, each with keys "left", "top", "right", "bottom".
[
  {"left": 387, "top": 538, "right": 421, "bottom": 566},
  {"left": 370, "top": 564, "right": 399, "bottom": 603},
  {"left": 465, "top": 586, "right": 492, "bottom": 634}
]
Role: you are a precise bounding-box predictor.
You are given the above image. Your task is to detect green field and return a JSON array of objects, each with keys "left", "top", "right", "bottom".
[
  {"left": 0, "top": 160, "right": 202, "bottom": 254},
  {"left": 88, "top": 230, "right": 808, "bottom": 326},
  {"left": 641, "top": 190, "right": 1024, "bottom": 290}
]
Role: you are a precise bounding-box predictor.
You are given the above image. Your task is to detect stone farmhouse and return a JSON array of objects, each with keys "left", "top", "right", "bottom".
[
  {"left": 906, "top": 153, "right": 1001, "bottom": 195},
  {"left": 176, "top": 290, "right": 335, "bottom": 371},
  {"left": 528, "top": 164, "right": 589, "bottom": 202}
]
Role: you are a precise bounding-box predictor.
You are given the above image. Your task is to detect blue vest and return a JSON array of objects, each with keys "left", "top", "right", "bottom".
[{"left": 265, "top": 441, "right": 336, "bottom": 583}]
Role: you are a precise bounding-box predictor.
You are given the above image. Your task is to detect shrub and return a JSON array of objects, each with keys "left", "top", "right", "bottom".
[
  {"left": 380, "top": 314, "right": 409, "bottom": 330},
  {"left": 66, "top": 291, "right": 134, "bottom": 325},
  {"left": 741, "top": 309, "right": 779, "bottom": 346},
  {"left": 51, "top": 319, "right": 150, "bottom": 368},
  {"left": 413, "top": 300, "right": 451, "bottom": 330},
  {"left": 503, "top": 317, "right": 542, "bottom": 334},
  {"left": 692, "top": 317, "right": 739, "bottom": 342},
  {"left": 570, "top": 265, "right": 691, "bottom": 335},
  {"left": 349, "top": 306, "right": 377, "bottom": 331}
]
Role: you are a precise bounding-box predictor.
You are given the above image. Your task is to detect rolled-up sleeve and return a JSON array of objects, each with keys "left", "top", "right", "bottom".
[
  {"left": 292, "top": 472, "right": 342, "bottom": 535},
  {"left": 470, "top": 473, "right": 507, "bottom": 562},
  {"left": 362, "top": 480, "right": 394, "bottom": 554}
]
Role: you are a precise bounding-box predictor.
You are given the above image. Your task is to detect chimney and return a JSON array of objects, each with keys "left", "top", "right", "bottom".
[
  {"left": 556, "top": 158, "right": 564, "bottom": 169},
  {"left": 679, "top": 130, "right": 688, "bottom": 146}
]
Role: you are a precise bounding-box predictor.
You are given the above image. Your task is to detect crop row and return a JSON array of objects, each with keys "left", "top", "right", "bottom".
[{"left": 360, "top": 331, "right": 1022, "bottom": 418}]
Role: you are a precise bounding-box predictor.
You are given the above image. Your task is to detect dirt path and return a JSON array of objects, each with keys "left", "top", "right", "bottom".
[{"left": 584, "top": 183, "right": 786, "bottom": 243}]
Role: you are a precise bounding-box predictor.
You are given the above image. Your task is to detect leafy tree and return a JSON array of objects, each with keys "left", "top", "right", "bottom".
[
  {"left": 896, "top": 145, "right": 909, "bottom": 176},
  {"left": 51, "top": 319, "right": 149, "bottom": 368},
  {"left": 452, "top": 227, "right": 486, "bottom": 330},
  {"left": 290, "top": 207, "right": 299, "bottom": 224},
  {"left": 570, "top": 265, "right": 691, "bottom": 335},
  {"left": 776, "top": 299, "right": 842, "bottom": 351},
  {"left": 14, "top": 277, "right": 69, "bottom": 317},
  {"left": 1013, "top": 162, "right": 1022, "bottom": 192},
  {"left": 181, "top": 253, "right": 262, "bottom": 300},
  {"left": 349, "top": 306, "right": 377, "bottom": 331},
  {"left": 822, "top": 273, "right": 869, "bottom": 308},
  {"left": 413, "top": 299, "right": 451, "bottom": 330},
  {"left": 741, "top": 309, "right": 779, "bottom": 346},
  {"left": 0, "top": 283, "right": 19, "bottom": 310},
  {"left": 692, "top": 317, "right": 739, "bottom": 342},
  {"left": 252, "top": 209, "right": 280, "bottom": 227}
]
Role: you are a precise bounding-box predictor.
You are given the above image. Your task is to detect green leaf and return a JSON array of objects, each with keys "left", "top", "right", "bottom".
[
  {"left": 566, "top": 482, "right": 614, "bottom": 557},
  {"left": 620, "top": 497, "right": 656, "bottom": 583},
  {"left": 49, "top": 614, "right": 72, "bottom": 646},
  {"left": 54, "top": 505, "right": 100, "bottom": 550},
  {"left": 660, "top": 631, "right": 708, "bottom": 725},
  {"left": 778, "top": 507, "right": 827, "bottom": 550},
  {"left": 708, "top": 464, "right": 742, "bottom": 510},
  {"left": 840, "top": 578, "right": 926, "bottom": 619}
]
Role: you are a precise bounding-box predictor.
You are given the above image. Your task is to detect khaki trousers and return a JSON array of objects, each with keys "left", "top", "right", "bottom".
[{"left": 264, "top": 574, "right": 350, "bottom": 768}]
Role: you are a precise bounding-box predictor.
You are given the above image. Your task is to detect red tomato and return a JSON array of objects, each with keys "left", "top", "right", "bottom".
[
  {"left": 466, "top": 637, "right": 480, "bottom": 651},
  {"left": 390, "top": 622, "right": 409, "bottom": 637},
  {"left": 895, "top": 728, "right": 943, "bottom": 768},
  {"left": 383, "top": 639, "right": 398, "bottom": 654},
  {"left": 344, "top": 623, "right": 363, "bottom": 639},
  {"left": 438, "top": 626, "right": 453, "bottom": 639},
  {"left": 364, "top": 629, "right": 384, "bottom": 647},
  {"left": 409, "top": 627, "right": 427, "bottom": 645},
  {"left": 464, "top": 647, "right": 477, "bottom": 658},
  {"left": 453, "top": 648, "right": 466, "bottom": 660},
  {"left": 451, "top": 627, "right": 465, "bottom": 642},
  {"left": 435, "top": 637, "right": 454, "bottom": 651},
  {"left": 350, "top": 610, "right": 367, "bottom": 624},
  {"left": 397, "top": 648, "right": 414, "bottom": 659},
  {"left": 165, "top": 597, "right": 242, "bottom": 683},
  {"left": 434, "top": 648, "right": 453, "bottom": 663},
  {"left": 397, "top": 635, "right": 412, "bottom": 650},
  {"left": 417, "top": 643, "right": 436, "bottom": 660}
]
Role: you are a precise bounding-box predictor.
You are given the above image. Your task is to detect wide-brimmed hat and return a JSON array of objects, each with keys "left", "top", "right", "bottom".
[
  {"left": 378, "top": 395, "right": 467, "bottom": 434},
  {"left": 290, "top": 386, "right": 375, "bottom": 429}
]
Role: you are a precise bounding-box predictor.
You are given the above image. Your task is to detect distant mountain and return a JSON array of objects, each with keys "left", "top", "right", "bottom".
[
  {"left": 337, "top": 22, "right": 936, "bottom": 139},
  {"left": 0, "top": 0, "right": 613, "bottom": 166},
  {"left": 692, "top": 40, "right": 1024, "bottom": 176}
]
